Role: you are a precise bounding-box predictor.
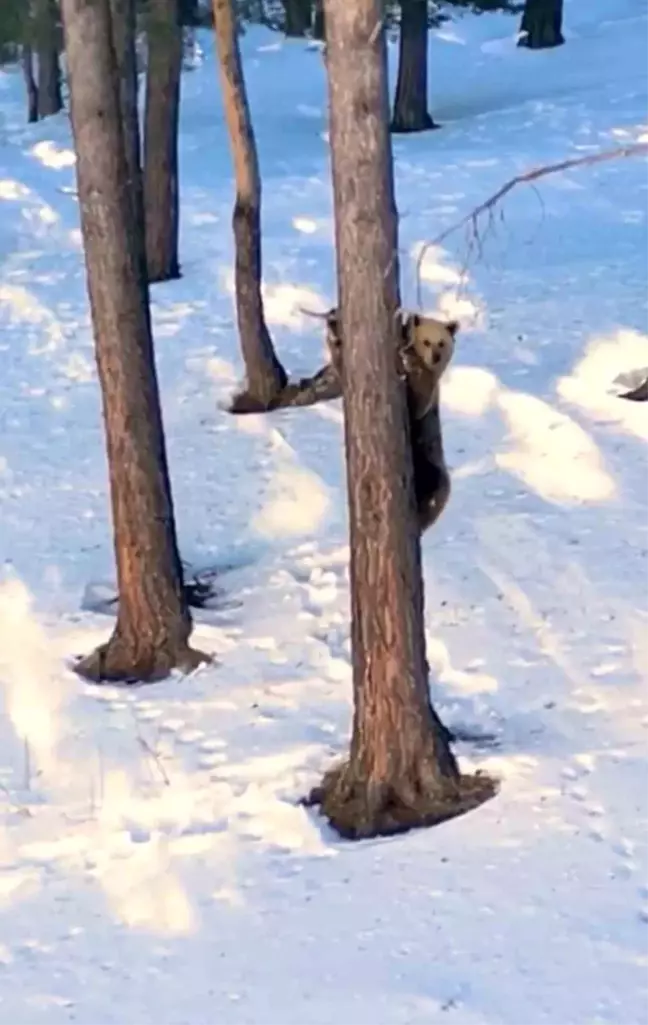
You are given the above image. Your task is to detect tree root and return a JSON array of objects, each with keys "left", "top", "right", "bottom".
[
  {"left": 619, "top": 377, "right": 648, "bottom": 402},
  {"left": 229, "top": 362, "right": 341, "bottom": 414},
  {"left": 74, "top": 637, "right": 212, "bottom": 685},
  {"left": 305, "top": 760, "right": 498, "bottom": 841}
]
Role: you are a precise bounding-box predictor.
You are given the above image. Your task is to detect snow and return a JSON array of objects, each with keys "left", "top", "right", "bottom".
[{"left": 0, "top": 0, "right": 647, "bottom": 1021}]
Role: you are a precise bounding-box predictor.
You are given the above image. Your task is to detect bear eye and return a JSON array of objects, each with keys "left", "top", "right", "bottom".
[
  {"left": 423, "top": 339, "right": 432, "bottom": 348},
  {"left": 439, "top": 340, "right": 445, "bottom": 348}
]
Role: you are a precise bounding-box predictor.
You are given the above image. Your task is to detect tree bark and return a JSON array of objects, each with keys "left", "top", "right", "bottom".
[
  {"left": 143, "top": 0, "right": 183, "bottom": 283},
  {"left": 22, "top": 44, "right": 39, "bottom": 123},
  {"left": 518, "top": 0, "right": 564, "bottom": 49},
  {"left": 109, "top": 0, "right": 146, "bottom": 277},
  {"left": 212, "top": 0, "right": 288, "bottom": 408},
  {"left": 283, "top": 0, "right": 310, "bottom": 37},
  {"left": 60, "top": 0, "right": 208, "bottom": 683},
  {"left": 391, "top": 0, "right": 437, "bottom": 134},
  {"left": 306, "top": 0, "right": 495, "bottom": 839},
  {"left": 35, "top": 0, "right": 63, "bottom": 119}
]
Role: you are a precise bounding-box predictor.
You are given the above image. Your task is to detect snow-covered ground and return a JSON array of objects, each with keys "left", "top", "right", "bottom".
[{"left": 0, "top": 0, "right": 647, "bottom": 1021}]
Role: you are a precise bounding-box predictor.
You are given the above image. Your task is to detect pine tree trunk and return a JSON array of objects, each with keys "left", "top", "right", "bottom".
[
  {"left": 109, "top": 0, "right": 146, "bottom": 277},
  {"left": 60, "top": 0, "right": 208, "bottom": 683},
  {"left": 392, "top": 0, "right": 436, "bottom": 133},
  {"left": 35, "top": 0, "right": 63, "bottom": 119},
  {"left": 143, "top": 0, "right": 183, "bottom": 283},
  {"left": 518, "top": 0, "right": 564, "bottom": 49},
  {"left": 22, "top": 44, "right": 39, "bottom": 123},
  {"left": 283, "top": 0, "right": 310, "bottom": 37},
  {"left": 212, "top": 0, "right": 288, "bottom": 409},
  {"left": 307, "top": 0, "right": 494, "bottom": 839}
]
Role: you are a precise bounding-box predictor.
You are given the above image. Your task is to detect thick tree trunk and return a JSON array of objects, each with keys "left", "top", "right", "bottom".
[
  {"left": 109, "top": 0, "right": 146, "bottom": 277},
  {"left": 391, "top": 0, "right": 437, "bottom": 134},
  {"left": 143, "top": 0, "right": 183, "bottom": 283},
  {"left": 212, "top": 0, "right": 288, "bottom": 408},
  {"left": 60, "top": 0, "right": 208, "bottom": 683},
  {"left": 22, "top": 44, "right": 39, "bottom": 123},
  {"left": 283, "top": 0, "right": 310, "bottom": 37},
  {"left": 35, "top": 0, "right": 63, "bottom": 119},
  {"left": 307, "top": 0, "right": 495, "bottom": 839},
  {"left": 518, "top": 0, "right": 564, "bottom": 49}
]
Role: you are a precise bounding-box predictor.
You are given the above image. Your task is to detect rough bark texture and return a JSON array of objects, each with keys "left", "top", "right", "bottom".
[
  {"left": 109, "top": 0, "right": 146, "bottom": 277},
  {"left": 391, "top": 0, "right": 437, "bottom": 134},
  {"left": 35, "top": 0, "right": 63, "bottom": 119},
  {"left": 22, "top": 44, "right": 38, "bottom": 123},
  {"left": 60, "top": 0, "right": 208, "bottom": 683},
  {"left": 518, "top": 0, "right": 564, "bottom": 49},
  {"left": 212, "top": 0, "right": 288, "bottom": 408},
  {"left": 307, "top": 0, "right": 495, "bottom": 839},
  {"left": 143, "top": 0, "right": 183, "bottom": 283}
]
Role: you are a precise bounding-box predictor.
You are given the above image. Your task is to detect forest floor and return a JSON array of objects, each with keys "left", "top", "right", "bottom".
[{"left": 0, "top": 0, "right": 647, "bottom": 1022}]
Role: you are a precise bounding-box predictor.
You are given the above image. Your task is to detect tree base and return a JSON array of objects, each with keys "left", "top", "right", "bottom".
[
  {"left": 229, "top": 361, "right": 342, "bottom": 414},
  {"left": 517, "top": 31, "right": 565, "bottom": 50},
  {"left": 74, "top": 636, "right": 211, "bottom": 685},
  {"left": 390, "top": 113, "right": 440, "bottom": 135},
  {"left": 147, "top": 263, "right": 182, "bottom": 285},
  {"left": 305, "top": 760, "right": 497, "bottom": 840}
]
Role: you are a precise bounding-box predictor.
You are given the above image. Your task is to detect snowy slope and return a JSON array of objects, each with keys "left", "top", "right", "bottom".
[{"left": 0, "top": 0, "right": 647, "bottom": 1022}]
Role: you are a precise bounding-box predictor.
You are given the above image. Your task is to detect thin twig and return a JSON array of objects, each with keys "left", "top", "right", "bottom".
[{"left": 415, "top": 143, "right": 648, "bottom": 306}]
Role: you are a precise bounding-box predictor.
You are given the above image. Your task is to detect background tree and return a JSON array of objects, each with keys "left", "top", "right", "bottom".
[
  {"left": 212, "top": 0, "right": 288, "bottom": 409},
  {"left": 518, "top": 0, "right": 564, "bottom": 49},
  {"left": 307, "top": 0, "right": 494, "bottom": 839},
  {"left": 60, "top": 0, "right": 207, "bottom": 683},
  {"left": 282, "top": 0, "right": 311, "bottom": 36},
  {"left": 110, "top": 0, "right": 145, "bottom": 272},
  {"left": 392, "top": 0, "right": 436, "bottom": 134},
  {"left": 34, "top": 0, "right": 63, "bottom": 119},
  {"left": 144, "top": 0, "right": 183, "bottom": 282},
  {"left": 22, "top": 43, "right": 38, "bottom": 123}
]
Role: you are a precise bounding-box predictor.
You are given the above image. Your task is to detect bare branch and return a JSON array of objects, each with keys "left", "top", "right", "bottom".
[{"left": 415, "top": 143, "right": 648, "bottom": 304}]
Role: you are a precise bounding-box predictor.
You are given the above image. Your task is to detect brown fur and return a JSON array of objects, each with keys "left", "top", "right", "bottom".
[{"left": 324, "top": 309, "right": 457, "bottom": 534}]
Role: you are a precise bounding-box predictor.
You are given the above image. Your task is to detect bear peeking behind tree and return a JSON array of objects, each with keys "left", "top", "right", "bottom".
[{"left": 324, "top": 308, "right": 458, "bottom": 534}]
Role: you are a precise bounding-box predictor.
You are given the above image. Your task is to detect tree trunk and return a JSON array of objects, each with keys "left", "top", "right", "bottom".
[
  {"left": 179, "top": 0, "right": 199, "bottom": 25},
  {"left": 307, "top": 0, "right": 495, "bottom": 840},
  {"left": 143, "top": 0, "right": 183, "bottom": 283},
  {"left": 312, "top": 1, "right": 325, "bottom": 40},
  {"left": 109, "top": 0, "right": 146, "bottom": 278},
  {"left": 392, "top": 0, "right": 436, "bottom": 133},
  {"left": 60, "top": 0, "right": 208, "bottom": 683},
  {"left": 22, "top": 44, "right": 39, "bottom": 123},
  {"left": 212, "top": 0, "right": 288, "bottom": 408},
  {"left": 518, "top": 0, "right": 564, "bottom": 49},
  {"left": 283, "top": 0, "right": 310, "bottom": 37},
  {"left": 35, "top": 0, "right": 63, "bottom": 119}
]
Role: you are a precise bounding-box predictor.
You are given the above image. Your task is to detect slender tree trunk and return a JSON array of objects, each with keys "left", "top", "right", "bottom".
[
  {"left": 307, "top": 0, "right": 494, "bottom": 839},
  {"left": 22, "top": 44, "right": 39, "bottom": 123},
  {"left": 179, "top": 0, "right": 199, "bottom": 25},
  {"left": 392, "top": 0, "right": 436, "bottom": 133},
  {"left": 212, "top": 0, "right": 288, "bottom": 408},
  {"left": 143, "top": 0, "right": 183, "bottom": 283},
  {"left": 312, "top": 1, "right": 325, "bottom": 40},
  {"left": 109, "top": 0, "right": 146, "bottom": 276},
  {"left": 35, "top": 0, "right": 63, "bottom": 119},
  {"left": 60, "top": 0, "right": 208, "bottom": 683},
  {"left": 283, "top": 0, "right": 310, "bottom": 37},
  {"left": 518, "top": 0, "right": 564, "bottom": 49}
]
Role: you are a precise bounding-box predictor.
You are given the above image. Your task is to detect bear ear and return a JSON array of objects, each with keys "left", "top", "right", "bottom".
[
  {"left": 411, "top": 313, "right": 421, "bottom": 328},
  {"left": 446, "top": 320, "right": 459, "bottom": 337}
]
